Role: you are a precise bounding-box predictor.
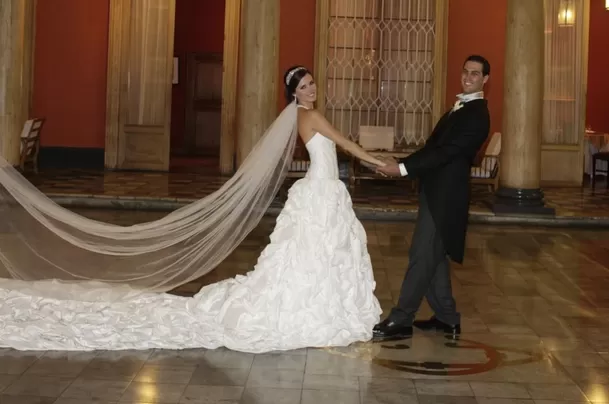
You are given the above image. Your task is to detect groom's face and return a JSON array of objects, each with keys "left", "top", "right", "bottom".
[{"left": 461, "top": 61, "right": 488, "bottom": 94}]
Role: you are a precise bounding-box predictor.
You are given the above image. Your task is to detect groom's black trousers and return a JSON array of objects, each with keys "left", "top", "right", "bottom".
[{"left": 390, "top": 191, "right": 461, "bottom": 326}]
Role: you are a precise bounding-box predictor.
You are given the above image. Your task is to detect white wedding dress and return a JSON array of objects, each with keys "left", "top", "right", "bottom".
[{"left": 0, "top": 129, "right": 382, "bottom": 353}]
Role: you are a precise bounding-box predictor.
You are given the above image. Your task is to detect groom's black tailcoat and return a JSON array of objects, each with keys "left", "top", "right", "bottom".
[{"left": 400, "top": 99, "right": 490, "bottom": 264}]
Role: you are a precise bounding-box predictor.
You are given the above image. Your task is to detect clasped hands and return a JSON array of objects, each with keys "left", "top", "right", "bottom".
[{"left": 374, "top": 156, "right": 402, "bottom": 177}]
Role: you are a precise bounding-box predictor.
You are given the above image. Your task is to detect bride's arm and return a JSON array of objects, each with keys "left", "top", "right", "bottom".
[{"left": 307, "top": 110, "right": 386, "bottom": 167}]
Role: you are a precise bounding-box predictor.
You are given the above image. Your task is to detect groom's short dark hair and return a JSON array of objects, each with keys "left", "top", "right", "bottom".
[{"left": 464, "top": 55, "right": 490, "bottom": 77}]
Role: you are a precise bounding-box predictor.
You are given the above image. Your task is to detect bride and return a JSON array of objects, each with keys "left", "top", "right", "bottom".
[{"left": 0, "top": 66, "right": 387, "bottom": 353}]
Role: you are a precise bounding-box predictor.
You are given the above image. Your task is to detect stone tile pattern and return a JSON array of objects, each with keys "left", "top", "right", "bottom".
[
  {"left": 2, "top": 211, "right": 609, "bottom": 403},
  {"left": 24, "top": 169, "right": 609, "bottom": 218}
]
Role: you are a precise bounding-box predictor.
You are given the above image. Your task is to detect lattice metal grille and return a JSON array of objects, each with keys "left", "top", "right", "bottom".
[{"left": 323, "top": 0, "right": 437, "bottom": 147}]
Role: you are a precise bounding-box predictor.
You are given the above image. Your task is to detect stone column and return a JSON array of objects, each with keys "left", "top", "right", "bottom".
[
  {"left": 0, "top": 0, "right": 36, "bottom": 165},
  {"left": 492, "top": 0, "right": 554, "bottom": 215},
  {"left": 218, "top": 0, "right": 241, "bottom": 174},
  {"left": 235, "top": 0, "right": 279, "bottom": 166}
]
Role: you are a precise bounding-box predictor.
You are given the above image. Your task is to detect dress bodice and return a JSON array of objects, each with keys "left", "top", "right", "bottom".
[
  {"left": 297, "top": 105, "right": 339, "bottom": 180},
  {"left": 304, "top": 134, "right": 338, "bottom": 180}
]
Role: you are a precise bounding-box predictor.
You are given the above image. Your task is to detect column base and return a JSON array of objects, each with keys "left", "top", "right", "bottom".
[{"left": 490, "top": 187, "right": 556, "bottom": 216}]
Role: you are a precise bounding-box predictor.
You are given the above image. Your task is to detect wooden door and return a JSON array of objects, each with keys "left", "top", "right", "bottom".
[
  {"left": 105, "top": 0, "right": 176, "bottom": 170},
  {"left": 184, "top": 52, "right": 223, "bottom": 157}
]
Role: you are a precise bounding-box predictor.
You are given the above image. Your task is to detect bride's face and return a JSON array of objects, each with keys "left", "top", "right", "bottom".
[{"left": 294, "top": 74, "right": 317, "bottom": 104}]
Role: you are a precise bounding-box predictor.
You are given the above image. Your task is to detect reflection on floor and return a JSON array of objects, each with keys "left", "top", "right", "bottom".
[
  {"left": 1, "top": 209, "right": 609, "bottom": 403},
  {"left": 25, "top": 169, "right": 609, "bottom": 218}
]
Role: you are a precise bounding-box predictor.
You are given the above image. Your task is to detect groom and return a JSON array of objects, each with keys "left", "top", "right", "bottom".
[{"left": 373, "top": 55, "right": 491, "bottom": 341}]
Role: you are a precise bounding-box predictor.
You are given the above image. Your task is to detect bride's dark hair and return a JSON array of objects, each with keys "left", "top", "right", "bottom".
[{"left": 283, "top": 66, "right": 311, "bottom": 104}]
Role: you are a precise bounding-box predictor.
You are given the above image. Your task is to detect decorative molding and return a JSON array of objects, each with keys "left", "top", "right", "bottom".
[{"left": 541, "top": 143, "right": 580, "bottom": 151}]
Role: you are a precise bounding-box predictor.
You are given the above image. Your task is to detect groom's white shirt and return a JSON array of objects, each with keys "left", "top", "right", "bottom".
[{"left": 398, "top": 91, "right": 485, "bottom": 177}]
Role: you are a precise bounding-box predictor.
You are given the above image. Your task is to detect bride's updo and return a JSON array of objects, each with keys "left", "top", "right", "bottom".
[{"left": 283, "top": 65, "right": 311, "bottom": 104}]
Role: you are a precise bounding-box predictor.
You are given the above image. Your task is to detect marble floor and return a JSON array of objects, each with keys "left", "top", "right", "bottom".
[
  {"left": 1, "top": 209, "right": 609, "bottom": 403},
  {"left": 24, "top": 169, "right": 609, "bottom": 218}
]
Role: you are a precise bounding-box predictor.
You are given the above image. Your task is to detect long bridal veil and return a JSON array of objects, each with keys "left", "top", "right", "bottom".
[{"left": 0, "top": 103, "right": 299, "bottom": 293}]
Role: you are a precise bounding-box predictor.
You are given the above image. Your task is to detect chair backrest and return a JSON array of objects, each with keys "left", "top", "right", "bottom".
[
  {"left": 358, "top": 126, "right": 395, "bottom": 151},
  {"left": 479, "top": 132, "right": 501, "bottom": 171},
  {"left": 483, "top": 132, "right": 501, "bottom": 155},
  {"left": 20, "top": 118, "right": 44, "bottom": 157}
]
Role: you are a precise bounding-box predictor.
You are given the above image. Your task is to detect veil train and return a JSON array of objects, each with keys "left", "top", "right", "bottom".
[{"left": 0, "top": 103, "right": 300, "bottom": 294}]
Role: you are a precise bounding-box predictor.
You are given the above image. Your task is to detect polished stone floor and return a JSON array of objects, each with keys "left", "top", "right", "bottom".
[
  {"left": 25, "top": 169, "right": 609, "bottom": 218},
  {"left": 1, "top": 209, "right": 609, "bottom": 403}
]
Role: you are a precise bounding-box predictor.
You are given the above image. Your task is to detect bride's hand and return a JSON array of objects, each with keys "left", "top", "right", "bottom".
[{"left": 375, "top": 156, "right": 398, "bottom": 167}]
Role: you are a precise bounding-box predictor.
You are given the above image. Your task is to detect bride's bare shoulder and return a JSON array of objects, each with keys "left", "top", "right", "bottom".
[
  {"left": 298, "top": 108, "right": 325, "bottom": 125},
  {"left": 297, "top": 109, "right": 321, "bottom": 143}
]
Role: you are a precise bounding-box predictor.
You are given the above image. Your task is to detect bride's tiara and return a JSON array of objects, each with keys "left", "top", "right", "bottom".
[{"left": 285, "top": 67, "right": 306, "bottom": 86}]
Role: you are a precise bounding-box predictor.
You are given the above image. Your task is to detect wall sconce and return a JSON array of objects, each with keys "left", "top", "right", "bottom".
[
  {"left": 606, "top": 0, "right": 609, "bottom": 10},
  {"left": 558, "top": 0, "right": 575, "bottom": 26}
]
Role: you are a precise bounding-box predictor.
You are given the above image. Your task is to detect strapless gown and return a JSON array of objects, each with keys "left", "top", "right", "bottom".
[{"left": 0, "top": 131, "right": 382, "bottom": 353}]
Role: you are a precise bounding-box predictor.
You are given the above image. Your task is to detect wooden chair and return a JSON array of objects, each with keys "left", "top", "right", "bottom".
[
  {"left": 286, "top": 160, "right": 309, "bottom": 179},
  {"left": 471, "top": 132, "right": 501, "bottom": 192},
  {"left": 346, "top": 126, "right": 418, "bottom": 191},
  {"left": 591, "top": 151, "right": 609, "bottom": 189},
  {"left": 19, "top": 118, "right": 45, "bottom": 174}
]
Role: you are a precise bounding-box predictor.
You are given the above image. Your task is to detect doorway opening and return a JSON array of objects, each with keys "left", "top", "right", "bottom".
[{"left": 170, "top": 0, "right": 226, "bottom": 173}]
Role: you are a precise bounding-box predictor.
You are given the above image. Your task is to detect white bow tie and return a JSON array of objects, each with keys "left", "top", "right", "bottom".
[
  {"left": 452, "top": 100, "right": 464, "bottom": 112},
  {"left": 452, "top": 91, "right": 484, "bottom": 112}
]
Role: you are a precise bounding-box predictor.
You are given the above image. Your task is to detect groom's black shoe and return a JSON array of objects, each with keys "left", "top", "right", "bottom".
[
  {"left": 372, "top": 318, "right": 413, "bottom": 341},
  {"left": 413, "top": 316, "right": 461, "bottom": 338}
]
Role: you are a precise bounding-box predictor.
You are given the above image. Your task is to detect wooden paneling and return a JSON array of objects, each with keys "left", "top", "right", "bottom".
[
  {"left": 184, "top": 53, "right": 223, "bottom": 156},
  {"left": 541, "top": 145, "right": 582, "bottom": 184},
  {"left": 105, "top": 0, "right": 176, "bottom": 171}
]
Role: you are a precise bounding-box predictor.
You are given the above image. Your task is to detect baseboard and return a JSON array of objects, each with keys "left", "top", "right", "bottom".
[
  {"left": 39, "top": 147, "right": 105, "bottom": 170},
  {"left": 540, "top": 180, "right": 584, "bottom": 188}
]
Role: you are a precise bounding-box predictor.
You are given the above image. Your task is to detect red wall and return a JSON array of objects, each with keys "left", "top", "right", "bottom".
[
  {"left": 31, "top": 0, "right": 609, "bottom": 149},
  {"left": 445, "top": 0, "right": 507, "bottom": 135},
  {"left": 32, "top": 0, "right": 109, "bottom": 148},
  {"left": 277, "top": 0, "right": 316, "bottom": 111},
  {"left": 587, "top": 0, "right": 609, "bottom": 133}
]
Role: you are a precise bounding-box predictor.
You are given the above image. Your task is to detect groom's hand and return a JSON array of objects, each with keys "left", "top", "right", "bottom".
[{"left": 376, "top": 162, "right": 401, "bottom": 177}]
